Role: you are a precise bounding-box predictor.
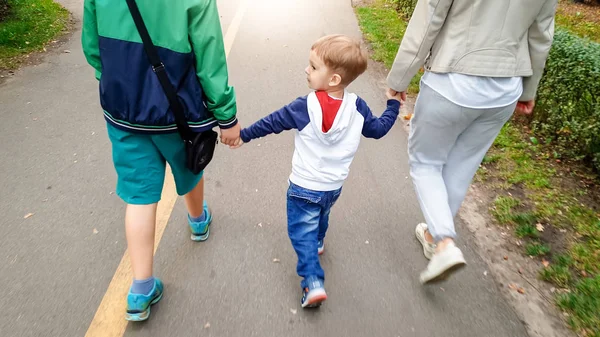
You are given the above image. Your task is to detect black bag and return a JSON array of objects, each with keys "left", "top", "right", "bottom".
[{"left": 125, "top": 0, "right": 217, "bottom": 174}]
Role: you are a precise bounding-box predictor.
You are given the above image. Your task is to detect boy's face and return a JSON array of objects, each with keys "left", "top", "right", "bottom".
[{"left": 305, "top": 50, "right": 342, "bottom": 91}]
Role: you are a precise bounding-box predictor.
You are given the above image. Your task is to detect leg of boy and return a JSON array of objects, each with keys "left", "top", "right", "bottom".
[
  {"left": 287, "top": 194, "right": 324, "bottom": 282},
  {"left": 126, "top": 204, "right": 158, "bottom": 280},
  {"left": 151, "top": 133, "right": 211, "bottom": 241},
  {"left": 107, "top": 124, "right": 166, "bottom": 321},
  {"left": 317, "top": 188, "right": 342, "bottom": 255},
  {"left": 317, "top": 188, "right": 342, "bottom": 241},
  {"left": 184, "top": 177, "right": 205, "bottom": 218},
  {"left": 287, "top": 183, "right": 329, "bottom": 307}
]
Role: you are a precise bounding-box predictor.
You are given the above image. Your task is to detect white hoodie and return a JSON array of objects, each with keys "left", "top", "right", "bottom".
[{"left": 241, "top": 91, "right": 400, "bottom": 191}]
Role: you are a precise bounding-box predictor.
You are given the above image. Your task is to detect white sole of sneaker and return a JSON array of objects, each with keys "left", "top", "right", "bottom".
[
  {"left": 415, "top": 224, "right": 435, "bottom": 260},
  {"left": 420, "top": 261, "right": 466, "bottom": 284},
  {"left": 302, "top": 288, "right": 327, "bottom": 308}
]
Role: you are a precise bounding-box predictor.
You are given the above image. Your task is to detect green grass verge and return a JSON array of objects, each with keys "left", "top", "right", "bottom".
[
  {"left": 355, "top": 0, "right": 421, "bottom": 94},
  {"left": 482, "top": 123, "right": 600, "bottom": 336},
  {"left": 556, "top": 7, "right": 600, "bottom": 43},
  {"left": 0, "top": 0, "right": 69, "bottom": 69}
]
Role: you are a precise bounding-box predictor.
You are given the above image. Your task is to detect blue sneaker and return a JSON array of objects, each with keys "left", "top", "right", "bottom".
[
  {"left": 318, "top": 240, "right": 325, "bottom": 255},
  {"left": 188, "top": 202, "right": 212, "bottom": 242},
  {"left": 301, "top": 276, "right": 327, "bottom": 308},
  {"left": 125, "top": 278, "right": 164, "bottom": 321}
]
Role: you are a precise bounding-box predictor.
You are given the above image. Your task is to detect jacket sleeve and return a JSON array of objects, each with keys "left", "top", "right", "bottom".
[
  {"left": 357, "top": 98, "right": 401, "bottom": 139},
  {"left": 188, "top": 0, "right": 237, "bottom": 129},
  {"left": 520, "top": 0, "right": 557, "bottom": 102},
  {"left": 81, "top": 0, "right": 102, "bottom": 80},
  {"left": 240, "top": 97, "right": 308, "bottom": 143},
  {"left": 386, "top": 0, "right": 454, "bottom": 92}
]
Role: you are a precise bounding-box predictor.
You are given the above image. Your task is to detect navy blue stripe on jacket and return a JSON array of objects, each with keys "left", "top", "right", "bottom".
[{"left": 99, "top": 36, "right": 215, "bottom": 133}]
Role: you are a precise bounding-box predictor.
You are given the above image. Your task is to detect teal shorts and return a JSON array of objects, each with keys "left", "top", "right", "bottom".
[{"left": 106, "top": 123, "right": 204, "bottom": 205}]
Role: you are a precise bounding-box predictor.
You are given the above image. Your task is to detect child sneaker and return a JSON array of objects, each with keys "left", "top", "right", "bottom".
[
  {"left": 301, "top": 276, "right": 327, "bottom": 308},
  {"left": 318, "top": 240, "right": 325, "bottom": 255},
  {"left": 188, "top": 202, "right": 212, "bottom": 242},
  {"left": 125, "top": 278, "right": 164, "bottom": 321}
]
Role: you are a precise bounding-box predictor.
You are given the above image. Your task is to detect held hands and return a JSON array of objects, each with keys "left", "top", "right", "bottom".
[
  {"left": 386, "top": 88, "right": 406, "bottom": 102},
  {"left": 219, "top": 123, "right": 243, "bottom": 149}
]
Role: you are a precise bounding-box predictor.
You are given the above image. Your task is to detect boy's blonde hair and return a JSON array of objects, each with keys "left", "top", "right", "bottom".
[{"left": 311, "top": 34, "right": 368, "bottom": 86}]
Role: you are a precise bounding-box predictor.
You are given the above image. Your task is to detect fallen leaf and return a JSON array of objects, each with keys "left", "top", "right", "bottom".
[
  {"left": 508, "top": 283, "right": 517, "bottom": 290},
  {"left": 581, "top": 270, "right": 588, "bottom": 277},
  {"left": 204, "top": 322, "right": 210, "bottom": 329},
  {"left": 542, "top": 259, "right": 550, "bottom": 268},
  {"left": 536, "top": 223, "right": 544, "bottom": 232},
  {"left": 290, "top": 308, "right": 297, "bottom": 315},
  {"left": 403, "top": 113, "right": 413, "bottom": 120},
  {"left": 503, "top": 256, "right": 509, "bottom": 260},
  {"left": 518, "top": 268, "right": 524, "bottom": 274},
  {"left": 43, "top": 47, "right": 47, "bottom": 52},
  {"left": 23, "top": 213, "right": 34, "bottom": 219},
  {"left": 93, "top": 228, "right": 99, "bottom": 234},
  {"left": 440, "top": 287, "right": 445, "bottom": 292},
  {"left": 517, "top": 288, "right": 525, "bottom": 294},
  {"left": 272, "top": 258, "right": 280, "bottom": 263}
]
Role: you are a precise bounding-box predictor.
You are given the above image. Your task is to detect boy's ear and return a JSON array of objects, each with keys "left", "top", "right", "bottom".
[{"left": 329, "top": 73, "right": 342, "bottom": 87}]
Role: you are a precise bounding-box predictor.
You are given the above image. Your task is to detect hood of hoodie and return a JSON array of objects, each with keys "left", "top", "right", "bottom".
[{"left": 306, "top": 91, "right": 357, "bottom": 145}]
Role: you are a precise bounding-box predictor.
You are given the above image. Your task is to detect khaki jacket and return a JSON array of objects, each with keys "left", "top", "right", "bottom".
[{"left": 387, "top": 0, "right": 557, "bottom": 101}]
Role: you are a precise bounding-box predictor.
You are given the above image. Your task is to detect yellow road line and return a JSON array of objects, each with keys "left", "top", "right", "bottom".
[{"left": 84, "top": 1, "right": 248, "bottom": 334}]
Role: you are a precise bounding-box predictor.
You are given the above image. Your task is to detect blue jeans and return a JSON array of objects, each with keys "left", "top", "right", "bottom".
[{"left": 287, "top": 182, "right": 342, "bottom": 286}]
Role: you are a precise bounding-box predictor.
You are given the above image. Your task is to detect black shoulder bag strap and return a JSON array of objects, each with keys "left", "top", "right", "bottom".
[{"left": 125, "top": 0, "right": 193, "bottom": 142}]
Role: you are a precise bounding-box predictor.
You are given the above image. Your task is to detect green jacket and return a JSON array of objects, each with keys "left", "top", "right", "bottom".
[{"left": 82, "top": 0, "right": 237, "bottom": 133}]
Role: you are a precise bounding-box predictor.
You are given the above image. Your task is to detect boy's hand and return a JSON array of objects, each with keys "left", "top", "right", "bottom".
[
  {"left": 386, "top": 88, "right": 406, "bottom": 102},
  {"left": 220, "top": 123, "right": 241, "bottom": 146},
  {"left": 229, "top": 139, "right": 244, "bottom": 149}
]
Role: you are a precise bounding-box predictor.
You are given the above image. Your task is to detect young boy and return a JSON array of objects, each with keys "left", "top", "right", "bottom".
[
  {"left": 234, "top": 34, "right": 403, "bottom": 308},
  {"left": 82, "top": 0, "right": 238, "bottom": 321}
]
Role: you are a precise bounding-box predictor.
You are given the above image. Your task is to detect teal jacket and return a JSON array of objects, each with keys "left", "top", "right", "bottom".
[{"left": 82, "top": 0, "right": 237, "bottom": 133}]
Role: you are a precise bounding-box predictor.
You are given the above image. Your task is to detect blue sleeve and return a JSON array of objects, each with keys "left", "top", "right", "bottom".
[
  {"left": 357, "top": 97, "right": 401, "bottom": 139},
  {"left": 240, "top": 96, "right": 310, "bottom": 143}
]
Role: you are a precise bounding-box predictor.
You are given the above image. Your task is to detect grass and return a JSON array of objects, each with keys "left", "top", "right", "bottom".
[
  {"left": 481, "top": 123, "right": 600, "bottom": 336},
  {"left": 557, "top": 276, "right": 600, "bottom": 336},
  {"left": 556, "top": 12, "right": 600, "bottom": 42},
  {"left": 0, "top": 0, "right": 68, "bottom": 69},
  {"left": 355, "top": 0, "right": 421, "bottom": 94},
  {"left": 526, "top": 242, "right": 551, "bottom": 256},
  {"left": 556, "top": 0, "right": 600, "bottom": 43},
  {"left": 354, "top": 1, "right": 600, "bottom": 334}
]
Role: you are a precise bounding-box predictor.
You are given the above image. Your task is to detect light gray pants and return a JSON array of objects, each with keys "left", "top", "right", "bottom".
[{"left": 409, "top": 83, "right": 516, "bottom": 242}]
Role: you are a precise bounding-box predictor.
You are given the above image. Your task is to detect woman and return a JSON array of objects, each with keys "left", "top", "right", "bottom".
[{"left": 387, "top": 0, "right": 557, "bottom": 283}]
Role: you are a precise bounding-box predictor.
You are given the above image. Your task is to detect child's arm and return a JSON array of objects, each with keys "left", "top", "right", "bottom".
[
  {"left": 188, "top": 0, "right": 237, "bottom": 129},
  {"left": 357, "top": 95, "right": 401, "bottom": 139},
  {"left": 240, "top": 97, "right": 309, "bottom": 144},
  {"left": 81, "top": 0, "right": 102, "bottom": 80}
]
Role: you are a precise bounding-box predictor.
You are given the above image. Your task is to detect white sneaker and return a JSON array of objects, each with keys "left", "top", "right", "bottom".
[
  {"left": 415, "top": 223, "right": 436, "bottom": 259},
  {"left": 420, "top": 242, "right": 466, "bottom": 284}
]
